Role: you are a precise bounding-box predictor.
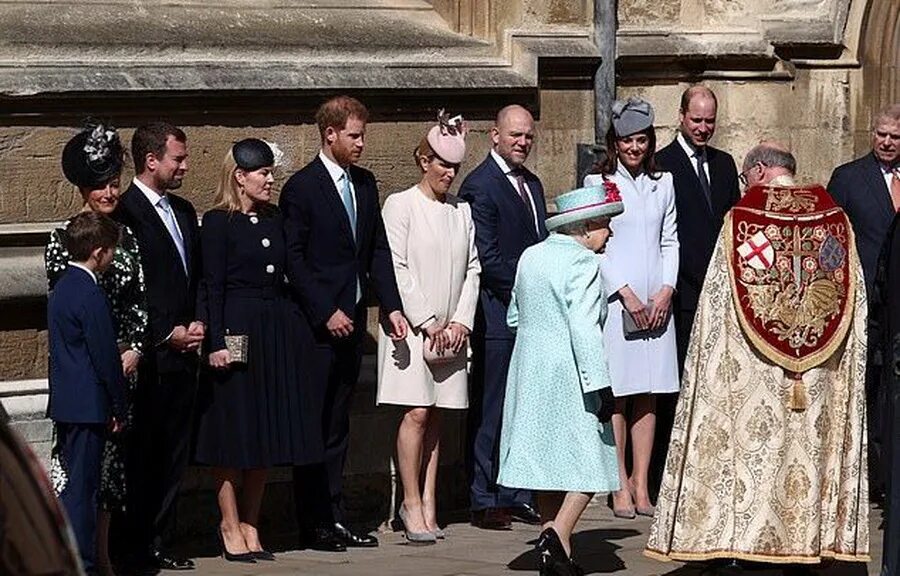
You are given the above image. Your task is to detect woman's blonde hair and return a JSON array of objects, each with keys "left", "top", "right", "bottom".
[{"left": 214, "top": 148, "right": 242, "bottom": 212}]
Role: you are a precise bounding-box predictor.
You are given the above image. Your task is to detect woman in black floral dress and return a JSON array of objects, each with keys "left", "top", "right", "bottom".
[{"left": 45, "top": 123, "right": 147, "bottom": 576}]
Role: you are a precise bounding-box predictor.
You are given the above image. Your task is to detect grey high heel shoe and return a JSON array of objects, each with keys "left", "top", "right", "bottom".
[{"left": 398, "top": 505, "right": 437, "bottom": 545}]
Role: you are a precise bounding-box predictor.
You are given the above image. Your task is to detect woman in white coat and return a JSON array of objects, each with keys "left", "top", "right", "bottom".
[
  {"left": 584, "top": 98, "right": 679, "bottom": 519},
  {"left": 377, "top": 112, "right": 481, "bottom": 543}
]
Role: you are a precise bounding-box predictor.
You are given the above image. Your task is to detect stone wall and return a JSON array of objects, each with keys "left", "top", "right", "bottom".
[{"left": 1, "top": 0, "right": 897, "bottom": 531}]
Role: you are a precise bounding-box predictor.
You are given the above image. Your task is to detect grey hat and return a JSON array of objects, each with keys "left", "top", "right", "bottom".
[{"left": 611, "top": 97, "right": 654, "bottom": 137}]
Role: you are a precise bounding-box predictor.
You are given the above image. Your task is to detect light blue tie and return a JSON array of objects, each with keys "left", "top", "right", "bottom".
[
  {"left": 157, "top": 195, "right": 187, "bottom": 274},
  {"left": 340, "top": 171, "right": 357, "bottom": 239},
  {"left": 340, "top": 171, "right": 362, "bottom": 302}
]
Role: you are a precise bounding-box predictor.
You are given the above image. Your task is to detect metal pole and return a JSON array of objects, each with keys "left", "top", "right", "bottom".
[{"left": 576, "top": 0, "right": 616, "bottom": 187}]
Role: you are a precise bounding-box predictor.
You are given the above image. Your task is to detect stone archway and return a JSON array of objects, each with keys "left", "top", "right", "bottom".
[{"left": 854, "top": 0, "right": 899, "bottom": 151}]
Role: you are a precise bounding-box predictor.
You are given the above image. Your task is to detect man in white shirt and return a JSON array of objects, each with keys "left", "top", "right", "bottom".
[{"left": 827, "top": 102, "right": 900, "bottom": 506}]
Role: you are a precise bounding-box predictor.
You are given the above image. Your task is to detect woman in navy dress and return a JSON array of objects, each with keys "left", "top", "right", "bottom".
[{"left": 194, "top": 139, "right": 322, "bottom": 562}]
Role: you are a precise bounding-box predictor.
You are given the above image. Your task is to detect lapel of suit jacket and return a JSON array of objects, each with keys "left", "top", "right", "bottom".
[
  {"left": 349, "top": 166, "right": 369, "bottom": 255},
  {"left": 706, "top": 147, "right": 732, "bottom": 217},
  {"left": 486, "top": 155, "right": 540, "bottom": 242},
  {"left": 170, "top": 198, "right": 194, "bottom": 275},
  {"left": 312, "top": 156, "right": 356, "bottom": 247},
  {"left": 865, "top": 152, "right": 895, "bottom": 221},
  {"left": 126, "top": 184, "right": 189, "bottom": 282},
  {"left": 669, "top": 141, "right": 714, "bottom": 218}
]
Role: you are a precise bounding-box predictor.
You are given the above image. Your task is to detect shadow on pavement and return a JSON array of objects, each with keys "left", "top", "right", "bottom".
[{"left": 507, "top": 528, "right": 641, "bottom": 574}]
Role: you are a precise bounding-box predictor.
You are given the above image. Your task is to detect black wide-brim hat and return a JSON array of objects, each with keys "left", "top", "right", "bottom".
[{"left": 61, "top": 124, "right": 124, "bottom": 189}]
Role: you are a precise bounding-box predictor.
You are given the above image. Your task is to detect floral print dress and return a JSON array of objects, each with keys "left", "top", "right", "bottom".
[{"left": 45, "top": 219, "right": 148, "bottom": 511}]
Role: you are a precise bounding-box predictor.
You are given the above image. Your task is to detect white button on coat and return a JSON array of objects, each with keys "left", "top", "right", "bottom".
[
  {"left": 265, "top": 264, "right": 275, "bottom": 273},
  {"left": 250, "top": 216, "right": 259, "bottom": 224},
  {"left": 261, "top": 238, "right": 270, "bottom": 248}
]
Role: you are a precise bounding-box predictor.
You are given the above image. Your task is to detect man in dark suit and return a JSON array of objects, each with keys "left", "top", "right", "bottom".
[
  {"left": 653, "top": 86, "right": 740, "bottom": 494},
  {"left": 460, "top": 104, "right": 547, "bottom": 530},
  {"left": 281, "top": 95, "right": 407, "bottom": 551},
  {"left": 114, "top": 122, "right": 203, "bottom": 571},
  {"left": 48, "top": 212, "right": 126, "bottom": 576},
  {"left": 827, "top": 102, "right": 900, "bottom": 502}
]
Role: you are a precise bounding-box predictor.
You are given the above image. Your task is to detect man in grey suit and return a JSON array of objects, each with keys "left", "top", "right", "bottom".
[{"left": 827, "top": 102, "right": 900, "bottom": 502}]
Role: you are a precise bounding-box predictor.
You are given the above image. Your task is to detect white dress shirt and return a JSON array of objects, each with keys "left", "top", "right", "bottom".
[
  {"left": 677, "top": 132, "right": 710, "bottom": 182},
  {"left": 490, "top": 149, "right": 539, "bottom": 234},
  {"left": 319, "top": 150, "right": 357, "bottom": 213}
]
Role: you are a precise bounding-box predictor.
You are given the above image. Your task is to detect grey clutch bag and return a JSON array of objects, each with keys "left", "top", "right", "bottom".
[
  {"left": 621, "top": 309, "right": 667, "bottom": 341},
  {"left": 224, "top": 332, "right": 249, "bottom": 364}
]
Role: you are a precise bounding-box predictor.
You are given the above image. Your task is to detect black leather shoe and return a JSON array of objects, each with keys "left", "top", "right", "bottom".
[
  {"left": 333, "top": 522, "right": 379, "bottom": 547},
  {"left": 471, "top": 507, "right": 512, "bottom": 530},
  {"left": 149, "top": 549, "right": 195, "bottom": 570},
  {"left": 509, "top": 502, "right": 542, "bottom": 525},
  {"left": 299, "top": 527, "right": 347, "bottom": 552},
  {"left": 536, "top": 528, "right": 583, "bottom": 576}
]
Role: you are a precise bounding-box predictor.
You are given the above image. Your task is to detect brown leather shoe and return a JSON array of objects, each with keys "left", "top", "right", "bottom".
[{"left": 471, "top": 507, "right": 512, "bottom": 530}]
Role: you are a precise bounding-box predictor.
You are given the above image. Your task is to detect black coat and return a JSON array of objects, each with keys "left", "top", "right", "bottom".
[
  {"left": 656, "top": 140, "right": 740, "bottom": 315},
  {"left": 874, "top": 212, "right": 900, "bottom": 576},
  {"left": 113, "top": 182, "right": 202, "bottom": 373},
  {"left": 458, "top": 154, "right": 548, "bottom": 340},
  {"left": 279, "top": 156, "right": 402, "bottom": 328},
  {"left": 827, "top": 152, "right": 894, "bottom": 298}
]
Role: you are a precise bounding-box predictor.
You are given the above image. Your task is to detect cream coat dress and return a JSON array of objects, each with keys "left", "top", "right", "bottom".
[
  {"left": 377, "top": 186, "right": 481, "bottom": 408},
  {"left": 585, "top": 165, "right": 680, "bottom": 397}
]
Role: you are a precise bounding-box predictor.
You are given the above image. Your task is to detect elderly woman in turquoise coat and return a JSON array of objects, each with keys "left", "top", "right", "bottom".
[{"left": 498, "top": 184, "right": 623, "bottom": 576}]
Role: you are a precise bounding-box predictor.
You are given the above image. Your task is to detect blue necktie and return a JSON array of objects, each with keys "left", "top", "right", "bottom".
[
  {"left": 340, "top": 171, "right": 362, "bottom": 302},
  {"left": 157, "top": 195, "right": 187, "bottom": 274},
  {"left": 340, "top": 171, "right": 357, "bottom": 239}
]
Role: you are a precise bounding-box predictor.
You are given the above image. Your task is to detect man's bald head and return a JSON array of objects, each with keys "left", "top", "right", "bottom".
[
  {"left": 492, "top": 105, "right": 535, "bottom": 168},
  {"left": 742, "top": 142, "right": 796, "bottom": 187}
]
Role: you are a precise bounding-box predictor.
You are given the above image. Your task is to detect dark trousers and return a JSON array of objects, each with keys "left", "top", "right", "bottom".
[
  {"left": 884, "top": 353, "right": 900, "bottom": 576},
  {"left": 467, "top": 337, "right": 530, "bottom": 510},
  {"left": 293, "top": 326, "right": 363, "bottom": 529},
  {"left": 126, "top": 367, "right": 197, "bottom": 554},
  {"left": 57, "top": 422, "right": 106, "bottom": 574},
  {"left": 650, "top": 308, "right": 694, "bottom": 497}
]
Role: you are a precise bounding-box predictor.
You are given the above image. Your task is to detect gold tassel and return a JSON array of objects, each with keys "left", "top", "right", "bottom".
[{"left": 786, "top": 371, "right": 807, "bottom": 411}]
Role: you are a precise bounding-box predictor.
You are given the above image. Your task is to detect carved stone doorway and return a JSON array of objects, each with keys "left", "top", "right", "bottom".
[{"left": 856, "top": 0, "right": 899, "bottom": 151}]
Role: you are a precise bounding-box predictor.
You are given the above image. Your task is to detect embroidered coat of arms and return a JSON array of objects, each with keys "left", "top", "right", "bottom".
[{"left": 726, "top": 184, "right": 856, "bottom": 373}]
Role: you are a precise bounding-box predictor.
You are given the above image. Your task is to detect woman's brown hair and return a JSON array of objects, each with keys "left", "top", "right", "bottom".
[{"left": 589, "top": 125, "right": 661, "bottom": 180}]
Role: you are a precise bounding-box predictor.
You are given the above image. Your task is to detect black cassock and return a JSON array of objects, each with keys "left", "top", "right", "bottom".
[{"left": 876, "top": 213, "right": 900, "bottom": 576}]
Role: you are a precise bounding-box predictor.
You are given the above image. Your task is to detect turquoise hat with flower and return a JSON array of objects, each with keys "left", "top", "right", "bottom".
[{"left": 545, "top": 180, "right": 624, "bottom": 231}]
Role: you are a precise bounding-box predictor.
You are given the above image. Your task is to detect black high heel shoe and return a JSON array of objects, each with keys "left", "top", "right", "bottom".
[
  {"left": 217, "top": 529, "right": 257, "bottom": 563},
  {"left": 535, "top": 528, "right": 584, "bottom": 576}
]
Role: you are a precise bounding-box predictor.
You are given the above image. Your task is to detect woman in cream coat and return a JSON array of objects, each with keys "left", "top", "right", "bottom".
[
  {"left": 584, "top": 98, "right": 679, "bottom": 520},
  {"left": 377, "top": 113, "right": 480, "bottom": 543}
]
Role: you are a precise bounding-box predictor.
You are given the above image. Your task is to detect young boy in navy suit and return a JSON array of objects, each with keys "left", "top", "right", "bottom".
[{"left": 48, "top": 212, "right": 127, "bottom": 575}]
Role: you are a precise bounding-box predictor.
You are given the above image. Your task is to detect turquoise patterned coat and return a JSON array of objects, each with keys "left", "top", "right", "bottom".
[{"left": 497, "top": 233, "right": 619, "bottom": 493}]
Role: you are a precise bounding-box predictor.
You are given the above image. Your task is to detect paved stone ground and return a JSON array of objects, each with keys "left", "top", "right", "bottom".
[{"left": 162, "top": 504, "right": 882, "bottom": 575}]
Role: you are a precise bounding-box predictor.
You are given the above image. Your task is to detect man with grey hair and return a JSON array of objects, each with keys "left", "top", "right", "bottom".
[
  {"left": 828, "top": 102, "right": 900, "bottom": 504},
  {"left": 740, "top": 142, "right": 797, "bottom": 188}
]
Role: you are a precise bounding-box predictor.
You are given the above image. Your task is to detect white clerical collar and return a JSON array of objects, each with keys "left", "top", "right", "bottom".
[
  {"left": 132, "top": 177, "right": 165, "bottom": 207},
  {"left": 767, "top": 174, "right": 796, "bottom": 187},
  {"left": 319, "top": 150, "right": 349, "bottom": 183},
  {"left": 68, "top": 261, "right": 98, "bottom": 284}
]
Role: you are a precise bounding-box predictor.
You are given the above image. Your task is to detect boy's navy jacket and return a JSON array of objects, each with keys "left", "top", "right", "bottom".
[{"left": 48, "top": 266, "right": 126, "bottom": 424}]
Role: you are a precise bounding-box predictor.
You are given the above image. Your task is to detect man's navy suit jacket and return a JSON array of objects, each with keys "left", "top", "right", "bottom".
[
  {"left": 48, "top": 266, "right": 126, "bottom": 424},
  {"left": 458, "top": 154, "right": 548, "bottom": 340},
  {"left": 280, "top": 155, "right": 402, "bottom": 328},
  {"left": 656, "top": 140, "right": 739, "bottom": 315},
  {"left": 827, "top": 152, "right": 895, "bottom": 299}
]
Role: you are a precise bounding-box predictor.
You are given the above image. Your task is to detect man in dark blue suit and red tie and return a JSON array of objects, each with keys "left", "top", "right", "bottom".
[
  {"left": 281, "top": 95, "right": 407, "bottom": 551},
  {"left": 460, "top": 104, "right": 547, "bottom": 530},
  {"left": 828, "top": 103, "right": 900, "bottom": 504}
]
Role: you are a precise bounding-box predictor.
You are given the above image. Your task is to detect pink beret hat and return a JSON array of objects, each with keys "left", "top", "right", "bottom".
[{"left": 426, "top": 109, "right": 467, "bottom": 164}]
